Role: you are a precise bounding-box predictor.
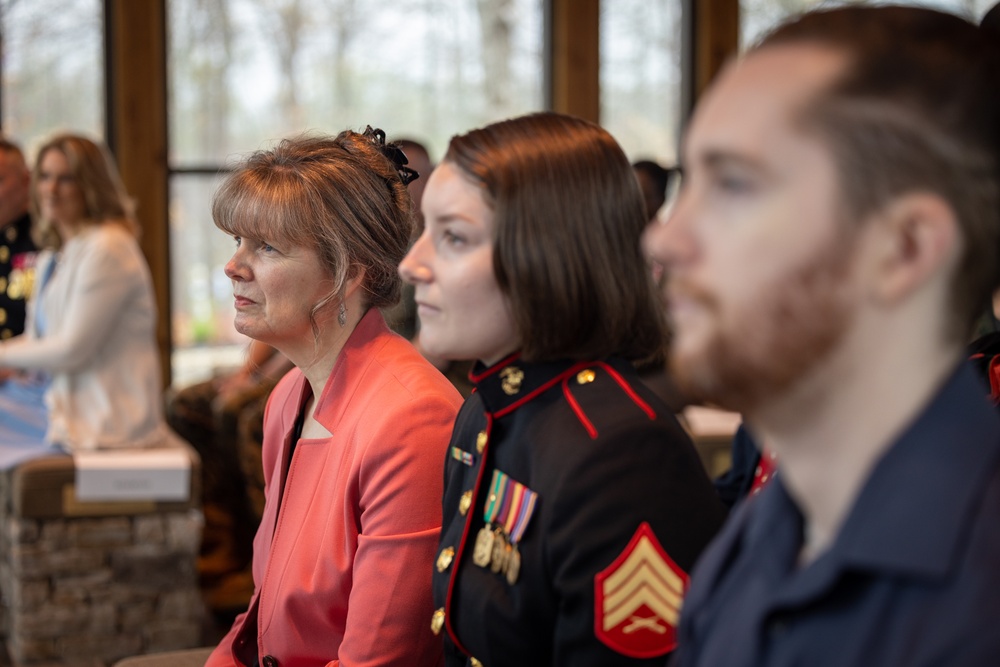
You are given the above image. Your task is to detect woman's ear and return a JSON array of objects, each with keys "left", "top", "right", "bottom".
[
  {"left": 869, "top": 192, "right": 960, "bottom": 305},
  {"left": 344, "top": 266, "right": 367, "bottom": 298}
]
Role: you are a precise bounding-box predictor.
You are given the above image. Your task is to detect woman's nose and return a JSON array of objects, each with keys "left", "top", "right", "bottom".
[
  {"left": 224, "top": 252, "right": 248, "bottom": 281},
  {"left": 37, "top": 178, "right": 54, "bottom": 197}
]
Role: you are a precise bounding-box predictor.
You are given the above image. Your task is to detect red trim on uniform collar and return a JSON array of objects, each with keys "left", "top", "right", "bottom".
[
  {"left": 469, "top": 351, "right": 522, "bottom": 384},
  {"left": 492, "top": 361, "right": 593, "bottom": 419}
]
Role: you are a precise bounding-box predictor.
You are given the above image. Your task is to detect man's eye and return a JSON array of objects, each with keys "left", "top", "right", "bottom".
[{"left": 715, "top": 173, "right": 756, "bottom": 195}]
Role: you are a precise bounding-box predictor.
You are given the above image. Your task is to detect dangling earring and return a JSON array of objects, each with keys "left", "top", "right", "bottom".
[{"left": 338, "top": 302, "right": 347, "bottom": 327}]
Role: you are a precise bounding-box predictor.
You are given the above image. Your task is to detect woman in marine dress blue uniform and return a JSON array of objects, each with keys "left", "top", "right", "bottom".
[{"left": 399, "top": 112, "right": 728, "bottom": 667}]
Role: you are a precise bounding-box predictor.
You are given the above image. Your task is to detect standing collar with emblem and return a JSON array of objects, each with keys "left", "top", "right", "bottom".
[
  {"left": 742, "top": 362, "right": 1000, "bottom": 585},
  {"left": 471, "top": 353, "right": 598, "bottom": 416}
]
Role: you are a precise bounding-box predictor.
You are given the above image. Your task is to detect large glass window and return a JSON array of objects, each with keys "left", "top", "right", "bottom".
[
  {"left": 600, "top": 2, "right": 683, "bottom": 167},
  {"left": 741, "top": 0, "right": 996, "bottom": 49},
  {"left": 0, "top": 0, "right": 104, "bottom": 153},
  {"left": 168, "top": 0, "right": 545, "bottom": 384}
]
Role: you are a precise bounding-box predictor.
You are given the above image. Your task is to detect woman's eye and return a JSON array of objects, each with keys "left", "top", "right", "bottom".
[
  {"left": 234, "top": 236, "right": 242, "bottom": 248},
  {"left": 442, "top": 230, "right": 466, "bottom": 247},
  {"left": 261, "top": 242, "right": 274, "bottom": 252}
]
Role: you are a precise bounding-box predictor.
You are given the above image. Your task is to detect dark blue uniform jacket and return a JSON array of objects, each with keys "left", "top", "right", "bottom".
[
  {"left": 672, "top": 362, "right": 1000, "bottom": 667},
  {"left": 0, "top": 213, "right": 38, "bottom": 339},
  {"left": 432, "top": 354, "right": 727, "bottom": 667}
]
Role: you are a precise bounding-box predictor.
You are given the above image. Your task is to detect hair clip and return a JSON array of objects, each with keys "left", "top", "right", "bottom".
[{"left": 363, "top": 125, "right": 420, "bottom": 186}]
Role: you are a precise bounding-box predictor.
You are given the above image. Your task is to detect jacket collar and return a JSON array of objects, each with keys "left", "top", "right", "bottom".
[
  {"left": 747, "top": 362, "right": 1000, "bottom": 584},
  {"left": 834, "top": 362, "right": 1000, "bottom": 577},
  {"left": 299, "top": 308, "right": 393, "bottom": 433},
  {"left": 471, "top": 353, "right": 594, "bottom": 417}
]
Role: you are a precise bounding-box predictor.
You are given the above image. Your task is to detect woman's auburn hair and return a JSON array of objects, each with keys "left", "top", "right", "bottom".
[
  {"left": 212, "top": 130, "right": 414, "bottom": 316},
  {"left": 445, "top": 112, "right": 667, "bottom": 363}
]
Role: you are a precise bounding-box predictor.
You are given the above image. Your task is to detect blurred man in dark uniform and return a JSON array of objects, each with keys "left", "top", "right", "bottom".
[
  {"left": 0, "top": 138, "right": 37, "bottom": 341},
  {"left": 646, "top": 6, "right": 1000, "bottom": 666}
]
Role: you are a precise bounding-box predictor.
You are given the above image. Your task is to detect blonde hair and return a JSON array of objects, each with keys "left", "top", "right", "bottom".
[{"left": 30, "top": 134, "right": 137, "bottom": 249}]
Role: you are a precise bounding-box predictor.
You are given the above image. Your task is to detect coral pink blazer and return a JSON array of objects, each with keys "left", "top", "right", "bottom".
[{"left": 207, "top": 310, "right": 462, "bottom": 666}]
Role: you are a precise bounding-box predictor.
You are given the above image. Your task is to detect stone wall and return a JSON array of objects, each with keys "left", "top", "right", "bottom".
[{"left": 0, "top": 456, "right": 204, "bottom": 667}]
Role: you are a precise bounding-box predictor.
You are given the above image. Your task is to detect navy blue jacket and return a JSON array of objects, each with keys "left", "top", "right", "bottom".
[
  {"left": 672, "top": 363, "right": 1000, "bottom": 667},
  {"left": 0, "top": 213, "right": 38, "bottom": 339},
  {"left": 432, "top": 354, "right": 727, "bottom": 667}
]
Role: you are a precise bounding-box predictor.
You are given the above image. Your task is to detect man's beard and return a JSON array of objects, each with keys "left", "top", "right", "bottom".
[{"left": 667, "top": 236, "right": 856, "bottom": 414}]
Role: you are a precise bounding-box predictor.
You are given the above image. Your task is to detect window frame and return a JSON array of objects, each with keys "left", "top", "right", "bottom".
[{"left": 99, "top": 0, "right": 738, "bottom": 385}]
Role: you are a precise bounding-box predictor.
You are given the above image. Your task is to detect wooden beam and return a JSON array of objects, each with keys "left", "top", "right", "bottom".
[
  {"left": 683, "top": 0, "right": 739, "bottom": 123},
  {"left": 548, "top": 0, "right": 600, "bottom": 122},
  {"left": 106, "top": 0, "right": 172, "bottom": 386}
]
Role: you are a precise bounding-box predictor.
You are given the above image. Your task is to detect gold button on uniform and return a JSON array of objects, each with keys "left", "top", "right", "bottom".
[
  {"left": 470, "top": 658, "right": 484, "bottom": 667},
  {"left": 0, "top": 246, "right": 8, "bottom": 263},
  {"left": 458, "top": 490, "right": 473, "bottom": 516},
  {"left": 577, "top": 369, "right": 596, "bottom": 384},
  {"left": 436, "top": 546, "right": 455, "bottom": 572},
  {"left": 431, "top": 608, "right": 446, "bottom": 635},
  {"left": 0, "top": 309, "right": 6, "bottom": 325},
  {"left": 4, "top": 226, "right": 16, "bottom": 242},
  {"left": 476, "top": 430, "right": 487, "bottom": 454}
]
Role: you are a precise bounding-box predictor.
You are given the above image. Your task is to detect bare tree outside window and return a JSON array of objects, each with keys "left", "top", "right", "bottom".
[
  {"left": 600, "top": 1, "right": 683, "bottom": 167},
  {"left": 168, "top": 0, "right": 543, "bottom": 382},
  {"left": 0, "top": 0, "right": 102, "bottom": 153}
]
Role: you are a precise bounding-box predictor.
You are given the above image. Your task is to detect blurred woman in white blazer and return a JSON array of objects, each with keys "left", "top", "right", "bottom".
[{"left": 0, "top": 133, "right": 169, "bottom": 462}]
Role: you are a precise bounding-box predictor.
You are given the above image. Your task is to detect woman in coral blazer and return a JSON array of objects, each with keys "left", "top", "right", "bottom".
[{"left": 204, "top": 129, "right": 462, "bottom": 667}]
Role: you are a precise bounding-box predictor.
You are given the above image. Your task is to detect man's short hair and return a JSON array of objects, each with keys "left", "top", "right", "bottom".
[
  {"left": 758, "top": 6, "right": 1000, "bottom": 340},
  {"left": 0, "top": 137, "right": 28, "bottom": 171}
]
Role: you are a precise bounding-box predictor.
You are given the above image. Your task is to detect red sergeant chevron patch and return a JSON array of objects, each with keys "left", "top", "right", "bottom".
[{"left": 593, "top": 522, "right": 688, "bottom": 658}]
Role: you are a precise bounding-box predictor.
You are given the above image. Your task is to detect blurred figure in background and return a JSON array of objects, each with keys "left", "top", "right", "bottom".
[
  {"left": 0, "top": 134, "right": 170, "bottom": 465},
  {"left": 631, "top": 160, "right": 688, "bottom": 413},
  {"left": 397, "top": 138, "right": 434, "bottom": 232},
  {"left": 0, "top": 138, "right": 38, "bottom": 342},
  {"left": 632, "top": 159, "right": 678, "bottom": 224},
  {"left": 382, "top": 137, "right": 434, "bottom": 341}
]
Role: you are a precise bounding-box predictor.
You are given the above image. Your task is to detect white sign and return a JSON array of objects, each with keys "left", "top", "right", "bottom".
[{"left": 74, "top": 449, "right": 192, "bottom": 502}]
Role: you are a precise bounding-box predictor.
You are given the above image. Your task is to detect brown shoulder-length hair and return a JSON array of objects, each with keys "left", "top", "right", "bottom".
[
  {"left": 758, "top": 6, "right": 1000, "bottom": 342},
  {"left": 445, "top": 112, "right": 666, "bottom": 363},
  {"left": 30, "top": 134, "right": 138, "bottom": 249},
  {"left": 212, "top": 130, "right": 414, "bottom": 323}
]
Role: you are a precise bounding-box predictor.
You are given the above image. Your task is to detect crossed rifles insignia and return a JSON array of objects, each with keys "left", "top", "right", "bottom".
[{"left": 594, "top": 522, "right": 689, "bottom": 658}]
